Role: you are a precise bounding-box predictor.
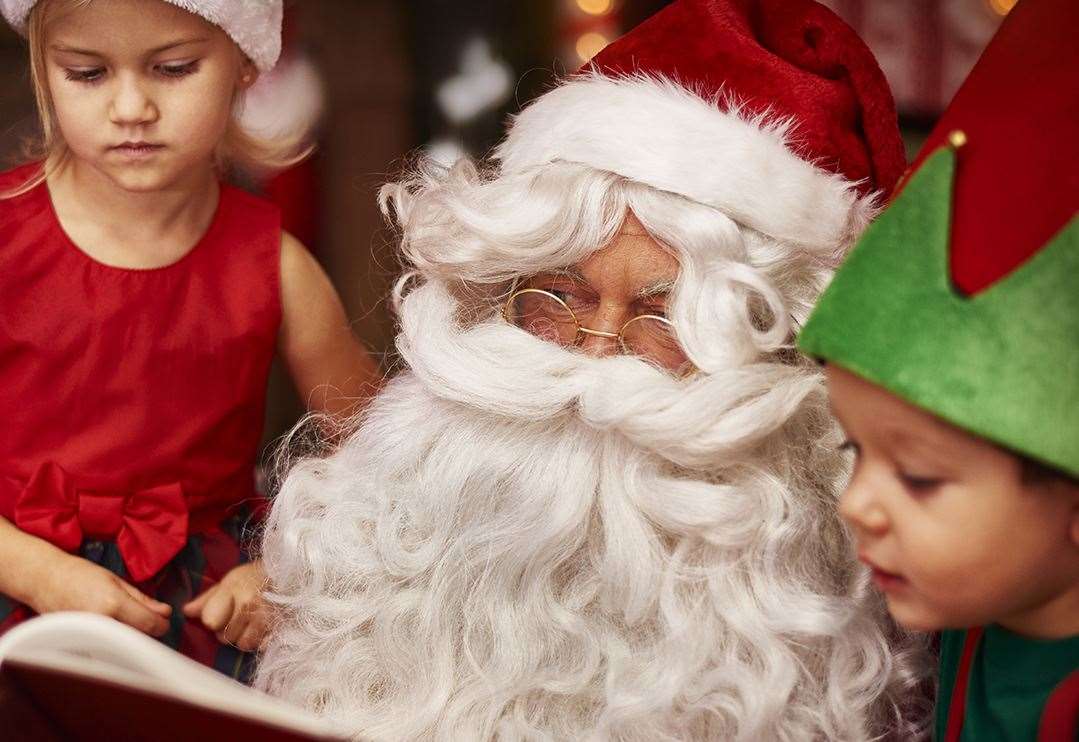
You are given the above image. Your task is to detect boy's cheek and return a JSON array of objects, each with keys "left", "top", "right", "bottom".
[
  {"left": 883, "top": 575, "right": 977, "bottom": 633},
  {"left": 882, "top": 538, "right": 968, "bottom": 626}
]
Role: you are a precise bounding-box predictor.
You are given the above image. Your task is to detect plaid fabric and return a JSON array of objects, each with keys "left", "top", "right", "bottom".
[{"left": 0, "top": 512, "right": 259, "bottom": 683}]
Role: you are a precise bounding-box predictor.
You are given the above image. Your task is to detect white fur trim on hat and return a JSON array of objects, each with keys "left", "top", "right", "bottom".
[
  {"left": 240, "top": 53, "right": 324, "bottom": 139},
  {"left": 0, "top": 0, "right": 282, "bottom": 72},
  {"left": 495, "top": 73, "right": 878, "bottom": 252}
]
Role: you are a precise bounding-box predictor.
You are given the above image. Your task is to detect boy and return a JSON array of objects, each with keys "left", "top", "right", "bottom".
[{"left": 798, "top": 0, "right": 1079, "bottom": 739}]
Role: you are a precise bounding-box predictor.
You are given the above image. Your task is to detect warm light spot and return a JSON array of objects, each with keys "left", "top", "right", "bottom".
[
  {"left": 987, "top": 0, "right": 1017, "bottom": 15},
  {"left": 575, "top": 31, "right": 609, "bottom": 62},
  {"left": 576, "top": 0, "right": 613, "bottom": 15}
]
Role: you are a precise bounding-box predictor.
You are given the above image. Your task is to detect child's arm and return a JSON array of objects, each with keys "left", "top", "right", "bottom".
[
  {"left": 183, "top": 232, "right": 382, "bottom": 650},
  {"left": 276, "top": 231, "right": 383, "bottom": 418},
  {"left": 0, "top": 517, "right": 171, "bottom": 636}
]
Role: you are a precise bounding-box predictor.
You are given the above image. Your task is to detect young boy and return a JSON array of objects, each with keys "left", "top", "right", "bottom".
[{"left": 797, "top": 0, "right": 1079, "bottom": 739}]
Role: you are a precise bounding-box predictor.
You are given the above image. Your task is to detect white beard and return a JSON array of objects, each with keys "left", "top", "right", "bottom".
[{"left": 256, "top": 282, "right": 926, "bottom": 741}]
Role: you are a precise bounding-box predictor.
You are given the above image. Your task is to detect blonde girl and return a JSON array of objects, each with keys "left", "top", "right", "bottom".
[{"left": 0, "top": 0, "right": 379, "bottom": 679}]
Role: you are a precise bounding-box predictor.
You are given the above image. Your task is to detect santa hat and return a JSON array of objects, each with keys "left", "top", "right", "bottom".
[
  {"left": 495, "top": 0, "right": 905, "bottom": 254},
  {"left": 1, "top": 0, "right": 282, "bottom": 72},
  {"left": 799, "top": 0, "right": 1079, "bottom": 477}
]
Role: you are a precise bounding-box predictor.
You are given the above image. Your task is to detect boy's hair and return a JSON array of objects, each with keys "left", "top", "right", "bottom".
[
  {"left": 4, "top": 0, "right": 309, "bottom": 198},
  {"left": 1020, "top": 454, "right": 1079, "bottom": 488}
]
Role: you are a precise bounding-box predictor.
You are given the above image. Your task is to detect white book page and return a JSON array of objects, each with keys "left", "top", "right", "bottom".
[{"left": 0, "top": 612, "right": 343, "bottom": 738}]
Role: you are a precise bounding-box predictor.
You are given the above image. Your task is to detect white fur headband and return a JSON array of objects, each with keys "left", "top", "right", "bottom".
[{"left": 0, "top": 0, "right": 283, "bottom": 72}]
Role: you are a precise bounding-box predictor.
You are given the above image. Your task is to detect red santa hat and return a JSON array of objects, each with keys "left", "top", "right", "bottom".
[{"left": 495, "top": 0, "right": 905, "bottom": 253}]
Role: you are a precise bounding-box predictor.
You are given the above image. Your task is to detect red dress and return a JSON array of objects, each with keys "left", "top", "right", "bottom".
[{"left": 0, "top": 164, "right": 280, "bottom": 679}]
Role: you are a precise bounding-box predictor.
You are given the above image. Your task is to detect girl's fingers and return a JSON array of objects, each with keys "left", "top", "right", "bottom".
[
  {"left": 182, "top": 567, "right": 268, "bottom": 649},
  {"left": 114, "top": 592, "right": 171, "bottom": 637},
  {"left": 234, "top": 620, "right": 266, "bottom": 653},
  {"left": 217, "top": 608, "right": 248, "bottom": 646},
  {"left": 117, "top": 579, "right": 172, "bottom": 616},
  {"left": 200, "top": 589, "right": 235, "bottom": 632},
  {"left": 182, "top": 583, "right": 217, "bottom": 617}
]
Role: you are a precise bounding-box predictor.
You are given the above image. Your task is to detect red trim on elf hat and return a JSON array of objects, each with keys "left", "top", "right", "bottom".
[
  {"left": 590, "top": 0, "right": 906, "bottom": 200},
  {"left": 906, "top": 0, "right": 1079, "bottom": 295}
]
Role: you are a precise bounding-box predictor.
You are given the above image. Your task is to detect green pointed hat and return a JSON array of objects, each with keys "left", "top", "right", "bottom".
[{"left": 798, "top": 0, "right": 1079, "bottom": 478}]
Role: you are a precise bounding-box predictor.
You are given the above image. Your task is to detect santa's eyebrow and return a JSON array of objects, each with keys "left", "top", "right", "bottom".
[
  {"left": 636, "top": 279, "right": 676, "bottom": 299},
  {"left": 539, "top": 270, "right": 675, "bottom": 298},
  {"left": 550, "top": 266, "right": 587, "bottom": 283}
]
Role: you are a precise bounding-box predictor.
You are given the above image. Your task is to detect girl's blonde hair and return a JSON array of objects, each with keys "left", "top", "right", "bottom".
[{"left": 4, "top": 0, "right": 310, "bottom": 198}]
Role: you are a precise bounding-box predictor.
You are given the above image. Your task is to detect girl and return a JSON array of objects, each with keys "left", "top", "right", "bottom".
[{"left": 0, "top": 0, "right": 380, "bottom": 679}]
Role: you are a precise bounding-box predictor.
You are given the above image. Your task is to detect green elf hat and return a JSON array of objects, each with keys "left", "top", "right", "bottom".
[{"left": 798, "top": 0, "right": 1079, "bottom": 478}]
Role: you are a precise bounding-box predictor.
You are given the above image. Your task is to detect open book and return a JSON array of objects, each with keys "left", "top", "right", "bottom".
[{"left": 0, "top": 612, "right": 346, "bottom": 741}]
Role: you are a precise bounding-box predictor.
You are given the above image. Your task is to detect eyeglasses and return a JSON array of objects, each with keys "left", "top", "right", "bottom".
[{"left": 502, "top": 285, "right": 691, "bottom": 373}]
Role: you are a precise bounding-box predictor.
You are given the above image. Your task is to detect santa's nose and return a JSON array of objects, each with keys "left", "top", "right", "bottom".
[
  {"left": 576, "top": 304, "right": 624, "bottom": 357},
  {"left": 578, "top": 327, "right": 619, "bottom": 357}
]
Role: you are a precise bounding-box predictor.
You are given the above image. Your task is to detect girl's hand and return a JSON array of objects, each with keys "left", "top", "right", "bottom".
[
  {"left": 182, "top": 561, "right": 269, "bottom": 652},
  {"left": 32, "top": 552, "right": 172, "bottom": 637}
]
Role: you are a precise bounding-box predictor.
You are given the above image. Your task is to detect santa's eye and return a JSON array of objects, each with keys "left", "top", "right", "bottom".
[{"left": 536, "top": 284, "right": 592, "bottom": 310}]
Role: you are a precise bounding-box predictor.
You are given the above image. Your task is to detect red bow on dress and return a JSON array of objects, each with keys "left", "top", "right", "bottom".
[{"left": 14, "top": 461, "right": 188, "bottom": 583}]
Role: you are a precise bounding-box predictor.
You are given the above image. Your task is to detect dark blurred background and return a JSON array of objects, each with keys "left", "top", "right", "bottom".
[{"left": 0, "top": 0, "right": 1014, "bottom": 442}]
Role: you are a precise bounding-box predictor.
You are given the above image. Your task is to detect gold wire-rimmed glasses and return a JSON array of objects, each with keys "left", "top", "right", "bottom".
[{"left": 501, "top": 284, "right": 691, "bottom": 373}]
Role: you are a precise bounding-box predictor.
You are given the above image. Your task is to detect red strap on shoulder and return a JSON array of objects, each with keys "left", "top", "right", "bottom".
[
  {"left": 944, "top": 627, "right": 985, "bottom": 742},
  {"left": 1039, "top": 669, "right": 1079, "bottom": 742}
]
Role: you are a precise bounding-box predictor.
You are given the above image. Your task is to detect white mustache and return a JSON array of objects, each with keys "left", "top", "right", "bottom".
[{"left": 396, "top": 281, "right": 825, "bottom": 470}]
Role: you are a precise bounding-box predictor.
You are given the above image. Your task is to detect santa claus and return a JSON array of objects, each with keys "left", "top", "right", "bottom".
[{"left": 256, "top": 0, "right": 931, "bottom": 738}]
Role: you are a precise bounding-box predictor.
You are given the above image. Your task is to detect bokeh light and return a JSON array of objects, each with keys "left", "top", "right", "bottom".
[
  {"left": 576, "top": 0, "right": 614, "bottom": 15},
  {"left": 575, "top": 31, "right": 609, "bottom": 62}
]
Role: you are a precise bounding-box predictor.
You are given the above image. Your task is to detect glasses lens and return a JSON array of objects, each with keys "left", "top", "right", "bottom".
[
  {"left": 620, "top": 316, "right": 690, "bottom": 373},
  {"left": 509, "top": 290, "right": 578, "bottom": 345}
]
